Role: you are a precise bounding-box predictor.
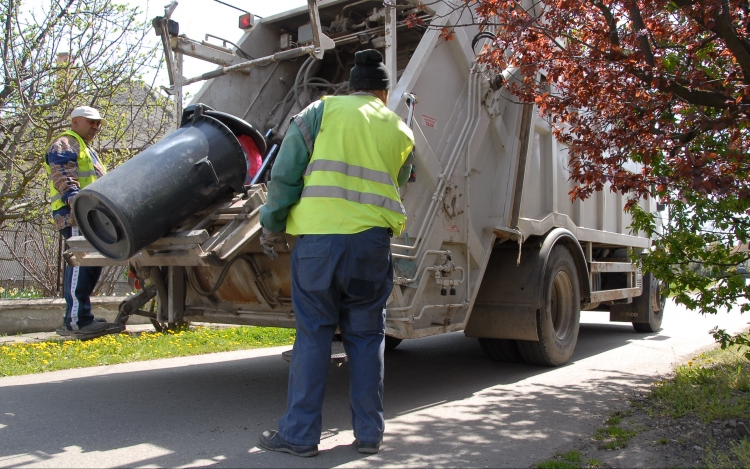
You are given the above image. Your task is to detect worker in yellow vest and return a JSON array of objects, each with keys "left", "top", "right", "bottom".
[
  {"left": 258, "top": 50, "right": 414, "bottom": 457},
  {"left": 44, "top": 106, "right": 123, "bottom": 339}
]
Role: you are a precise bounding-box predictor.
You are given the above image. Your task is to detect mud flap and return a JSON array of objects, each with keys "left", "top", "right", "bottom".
[{"left": 610, "top": 272, "right": 657, "bottom": 323}]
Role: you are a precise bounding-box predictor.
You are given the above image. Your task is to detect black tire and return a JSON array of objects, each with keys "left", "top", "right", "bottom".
[
  {"left": 633, "top": 273, "right": 666, "bottom": 333},
  {"left": 385, "top": 336, "right": 403, "bottom": 350},
  {"left": 517, "top": 246, "right": 581, "bottom": 366},
  {"left": 478, "top": 338, "right": 523, "bottom": 363}
]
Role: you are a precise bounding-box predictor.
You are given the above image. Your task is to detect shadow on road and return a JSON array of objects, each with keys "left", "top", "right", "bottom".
[{"left": 0, "top": 318, "right": 665, "bottom": 468}]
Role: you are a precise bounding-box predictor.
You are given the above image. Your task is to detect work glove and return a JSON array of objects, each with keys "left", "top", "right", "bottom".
[{"left": 260, "top": 228, "right": 289, "bottom": 260}]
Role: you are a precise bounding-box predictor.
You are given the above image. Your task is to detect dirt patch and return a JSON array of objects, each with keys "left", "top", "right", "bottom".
[{"left": 565, "top": 392, "right": 750, "bottom": 468}]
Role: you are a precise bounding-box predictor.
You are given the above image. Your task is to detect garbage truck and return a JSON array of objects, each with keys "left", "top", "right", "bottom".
[{"left": 65, "top": 0, "right": 666, "bottom": 366}]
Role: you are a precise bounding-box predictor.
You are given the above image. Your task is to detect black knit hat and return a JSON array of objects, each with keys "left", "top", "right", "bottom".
[{"left": 348, "top": 49, "right": 390, "bottom": 91}]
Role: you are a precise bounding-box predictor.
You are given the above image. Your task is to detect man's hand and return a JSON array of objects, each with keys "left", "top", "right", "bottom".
[{"left": 260, "top": 228, "right": 289, "bottom": 260}]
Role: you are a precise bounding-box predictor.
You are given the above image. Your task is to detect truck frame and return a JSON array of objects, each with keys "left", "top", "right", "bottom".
[{"left": 66, "top": 0, "right": 666, "bottom": 366}]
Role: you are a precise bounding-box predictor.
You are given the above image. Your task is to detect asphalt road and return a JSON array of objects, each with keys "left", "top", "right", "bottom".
[{"left": 1, "top": 299, "right": 748, "bottom": 468}]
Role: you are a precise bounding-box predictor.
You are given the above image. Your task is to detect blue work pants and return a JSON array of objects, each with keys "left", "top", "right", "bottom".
[
  {"left": 278, "top": 227, "right": 393, "bottom": 446},
  {"left": 61, "top": 226, "right": 102, "bottom": 329}
]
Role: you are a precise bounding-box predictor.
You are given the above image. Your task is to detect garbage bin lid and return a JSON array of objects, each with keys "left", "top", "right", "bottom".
[{"left": 205, "top": 110, "right": 267, "bottom": 155}]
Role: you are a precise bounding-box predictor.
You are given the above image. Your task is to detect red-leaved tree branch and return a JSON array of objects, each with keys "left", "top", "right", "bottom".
[{"left": 454, "top": 0, "right": 750, "bottom": 207}]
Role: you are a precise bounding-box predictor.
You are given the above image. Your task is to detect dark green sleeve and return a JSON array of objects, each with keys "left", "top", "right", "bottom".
[
  {"left": 396, "top": 150, "right": 415, "bottom": 187},
  {"left": 259, "top": 100, "right": 324, "bottom": 232}
]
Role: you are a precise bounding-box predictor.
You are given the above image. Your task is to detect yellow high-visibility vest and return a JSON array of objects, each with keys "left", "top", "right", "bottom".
[
  {"left": 44, "top": 130, "right": 105, "bottom": 210},
  {"left": 286, "top": 95, "right": 414, "bottom": 235}
]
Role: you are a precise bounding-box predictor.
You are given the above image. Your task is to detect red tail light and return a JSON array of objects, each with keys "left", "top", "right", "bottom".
[{"left": 239, "top": 13, "right": 255, "bottom": 30}]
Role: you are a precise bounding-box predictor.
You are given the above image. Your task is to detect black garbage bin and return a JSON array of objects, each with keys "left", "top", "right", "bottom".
[{"left": 72, "top": 104, "right": 266, "bottom": 261}]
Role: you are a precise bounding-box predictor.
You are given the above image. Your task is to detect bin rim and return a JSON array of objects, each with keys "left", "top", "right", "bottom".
[{"left": 204, "top": 109, "right": 267, "bottom": 155}]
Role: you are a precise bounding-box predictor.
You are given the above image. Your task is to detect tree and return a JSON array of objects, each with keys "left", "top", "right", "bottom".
[
  {"left": 1, "top": 0, "right": 173, "bottom": 226},
  {"left": 416, "top": 0, "right": 750, "bottom": 342},
  {"left": 1, "top": 0, "right": 175, "bottom": 294}
]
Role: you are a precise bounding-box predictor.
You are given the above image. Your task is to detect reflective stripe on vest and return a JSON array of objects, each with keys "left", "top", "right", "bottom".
[
  {"left": 78, "top": 169, "right": 100, "bottom": 178},
  {"left": 303, "top": 160, "right": 395, "bottom": 186},
  {"left": 286, "top": 94, "right": 414, "bottom": 235},
  {"left": 294, "top": 115, "right": 314, "bottom": 154},
  {"left": 301, "top": 185, "right": 405, "bottom": 215}
]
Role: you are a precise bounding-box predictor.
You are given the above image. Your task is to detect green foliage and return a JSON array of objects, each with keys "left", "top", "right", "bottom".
[
  {"left": 604, "top": 409, "right": 631, "bottom": 426},
  {"left": 533, "top": 450, "right": 602, "bottom": 469},
  {"left": 712, "top": 328, "right": 750, "bottom": 362},
  {"left": 0, "top": 287, "right": 43, "bottom": 299},
  {"left": 630, "top": 198, "right": 750, "bottom": 316},
  {"left": 0, "top": 326, "right": 296, "bottom": 376},
  {"left": 704, "top": 440, "right": 750, "bottom": 469},
  {"left": 534, "top": 450, "right": 581, "bottom": 469},
  {"left": 629, "top": 196, "right": 750, "bottom": 356},
  {"left": 593, "top": 425, "right": 638, "bottom": 450}
]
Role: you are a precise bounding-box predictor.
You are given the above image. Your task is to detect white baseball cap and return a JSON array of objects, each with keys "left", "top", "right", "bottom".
[{"left": 71, "top": 106, "right": 106, "bottom": 123}]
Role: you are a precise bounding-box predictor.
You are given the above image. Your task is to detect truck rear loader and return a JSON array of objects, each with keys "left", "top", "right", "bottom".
[{"left": 66, "top": 0, "right": 667, "bottom": 366}]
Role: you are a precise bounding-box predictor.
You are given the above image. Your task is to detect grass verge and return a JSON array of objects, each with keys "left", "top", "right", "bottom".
[
  {"left": 706, "top": 440, "right": 750, "bottom": 468},
  {"left": 534, "top": 450, "right": 602, "bottom": 469},
  {"left": 593, "top": 424, "right": 638, "bottom": 450},
  {"left": 533, "top": 334, "right": 750, "bottom": 468},
  {"left": 589, "top": 409, "right": 639, "bottom": 450},
  {"left": 651, "top": 341, "right": 750, "bottom": 468},
  {"left": 649, "top": 346, "right": 750, "bottom": 423},
  {"left": 0, "top": 326, "right": 295, "bottom": 377}
]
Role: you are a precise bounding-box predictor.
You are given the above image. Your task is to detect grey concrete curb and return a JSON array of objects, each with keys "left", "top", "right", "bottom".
[{"left": 0, "top": 297, "right": 151, "bottom": 335}]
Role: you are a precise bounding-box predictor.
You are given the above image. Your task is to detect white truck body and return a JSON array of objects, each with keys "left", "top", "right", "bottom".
[{"left": 68, "top": 0, "right": 664, "bottom": 365}]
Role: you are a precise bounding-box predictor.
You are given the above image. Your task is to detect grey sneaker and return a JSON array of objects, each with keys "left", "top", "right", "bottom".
[
  {"left": 355, "top": 439, "right": 382, "bottom": 454},
  {"left": 56, "top": 321, "right": 124, "bottom": 340},
  {"left": 258, "top": 430, "right": 318, "bottom": 457},
  {"left": 78, "top": 321, "right": 111, "bottom": 332}
]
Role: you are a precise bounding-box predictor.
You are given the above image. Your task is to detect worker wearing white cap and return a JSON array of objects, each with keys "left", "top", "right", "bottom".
[{"left": 43, "top": 105, "right": 120, "bottom": 339}]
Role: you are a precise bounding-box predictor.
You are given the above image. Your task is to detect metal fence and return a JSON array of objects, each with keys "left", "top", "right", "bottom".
[
  {"left": 0, "top": 224, "right": 56, "bottom": 294},
  {"left": 0, "top": 223, "right": 130, "bottom": 297}
]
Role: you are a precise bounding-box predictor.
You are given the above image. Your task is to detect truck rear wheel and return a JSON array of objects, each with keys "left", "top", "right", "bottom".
[
  {"left": 632, "top": 273, "right": 666, "bottom": 333},
  {"left": 478, "top": 338, "right": 522, "bottom": 363},
  {"left": 517, "top": 246, "right": 581, "bottom": 366}
]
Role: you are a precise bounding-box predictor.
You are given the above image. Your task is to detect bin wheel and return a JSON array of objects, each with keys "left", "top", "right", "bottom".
[
  {"left": 633, "top": 274, "right": 666, "bottom": 333},
  {"left": 385, "top": 336, "right": 403, "bottom": 350},
  {"left": 517, "top": 246, "right": 581, "bottom": 366},
  {"left": 478, "top": 338, "right": 522, "bottom": 362}
]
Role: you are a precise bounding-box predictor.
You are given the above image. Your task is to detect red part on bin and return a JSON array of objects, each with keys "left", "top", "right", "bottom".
[{"left": 238, "top": 134, "right": 262, "bottom": 184}]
